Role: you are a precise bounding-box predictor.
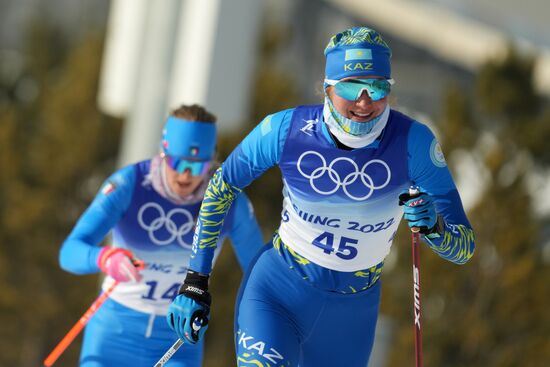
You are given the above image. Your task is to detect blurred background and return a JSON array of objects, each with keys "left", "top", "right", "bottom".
[{"left": 1, "top": 0, "right": 549, "bottom": 366}]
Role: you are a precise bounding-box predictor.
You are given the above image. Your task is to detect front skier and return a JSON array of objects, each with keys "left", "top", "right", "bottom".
[{"left": 167, "top": 27, "right": 475, "bottom": 366}]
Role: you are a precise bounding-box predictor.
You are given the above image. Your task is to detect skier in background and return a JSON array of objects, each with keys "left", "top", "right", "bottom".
[
  {"left": 167, "top": 27, "right": 475, "bottom": 366},
  {"left": 59, "top": 104, "right": 263, "bottom": 366}
]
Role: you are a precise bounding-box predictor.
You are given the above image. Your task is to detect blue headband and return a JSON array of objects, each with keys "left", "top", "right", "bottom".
[
  {"left": 324, "top": 27, "right": 392, "bottom": 80},
  {"left": 161, "top": 116, "right": 216, "bottom": 160}
]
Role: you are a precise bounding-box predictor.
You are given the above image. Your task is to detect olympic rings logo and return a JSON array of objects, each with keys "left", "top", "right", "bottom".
[
  {"left": 296, "top": 151, "right": 391, "bottom": 201},
  {"left": 137, "top": 202, "right": 195, "bottom": 248}
]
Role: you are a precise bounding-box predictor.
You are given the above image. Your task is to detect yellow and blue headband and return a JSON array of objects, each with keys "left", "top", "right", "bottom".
[{"left": 324, "top": 27, "right": 392, "bottom": 80}]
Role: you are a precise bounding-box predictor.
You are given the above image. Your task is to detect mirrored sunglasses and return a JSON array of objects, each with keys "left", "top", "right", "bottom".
[
  {"left": 325, "top": 78, "right": 394, "bottom": 102},
  {"left": 164, "top": 155, "right": 211, "bottom": 176}
]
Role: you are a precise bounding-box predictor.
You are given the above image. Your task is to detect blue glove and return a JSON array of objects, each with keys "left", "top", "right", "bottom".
[
  {"left": 399, "top": 189, "right": 439, "bottom": 235},
  {"left": 167, "top": 271, "right": 211, "bottom": 344}
]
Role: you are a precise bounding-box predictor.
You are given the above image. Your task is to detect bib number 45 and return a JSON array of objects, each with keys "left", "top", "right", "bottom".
[{"left": 312, "top": 232, "right": 358, "bottom": 260}]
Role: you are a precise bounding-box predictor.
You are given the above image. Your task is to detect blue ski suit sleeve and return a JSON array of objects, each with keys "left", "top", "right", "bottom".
[
  {"left": 59, "top": 166, "right": 135, "bottom": 274},
  {"left": 227, "top": 193, "right": 264, "bottom": 271},
  {"left": 189, "top": 109, "right": 293, "bottom": 274},
  {"left": 408, "top": 122, "right": 475, "bottom": 264}
]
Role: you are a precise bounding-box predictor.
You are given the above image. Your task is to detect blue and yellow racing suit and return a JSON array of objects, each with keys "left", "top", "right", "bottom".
[{"left": 189, "top": 105, "right": 475, "bottom": 366}]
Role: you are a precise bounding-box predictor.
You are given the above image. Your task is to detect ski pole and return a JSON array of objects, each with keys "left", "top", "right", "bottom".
[
  {"left": 154, "top": 339, "right": 184, "bottom": 367},
  {"left": 409, "top": 187, "right": 423, "bottom": 367},
  {"left": 155, "top": 315, "right": 207, "bottom": 366},
  {"left": 43, "top": 280, "right": 119, "bottom": 366},
  {"left": 44, "top": 256, "right": 144, "bottom": 366},
  {"left": 411, "top": 226, "right": 423, "bottom": 367}
]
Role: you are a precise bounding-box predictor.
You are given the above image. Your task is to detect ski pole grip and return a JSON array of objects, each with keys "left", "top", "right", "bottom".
[
  {"left": 408, "top": 187, "right": 420, "bottom": 197},
  {"left": 408, "top": 187, "right": 421, "bottom": 233},
  {"left": 132, "top": 258, "right": 145, "bottom": 270}
]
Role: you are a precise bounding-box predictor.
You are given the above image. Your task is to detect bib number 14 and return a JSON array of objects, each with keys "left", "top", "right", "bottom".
[{"left": 312, "top": 232, "right": 358, "bottom": 260}]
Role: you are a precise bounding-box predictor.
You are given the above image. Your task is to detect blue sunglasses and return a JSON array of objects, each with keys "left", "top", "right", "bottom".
[
  {"left": 325, "top": 78, "right": 394, "bottom": 101},
  {"left": 164, "top": 155, "right": 211, "bottom": 176}
]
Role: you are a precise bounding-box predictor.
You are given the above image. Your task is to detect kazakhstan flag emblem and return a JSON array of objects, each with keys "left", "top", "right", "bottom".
[{"left": 345, "top": 48, "right": 372, "bottom": 61}]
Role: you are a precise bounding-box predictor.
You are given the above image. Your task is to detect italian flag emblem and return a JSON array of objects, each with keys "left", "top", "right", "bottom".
[{"left": 101, "top": 182, "right": 116, "bottom": 195}]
